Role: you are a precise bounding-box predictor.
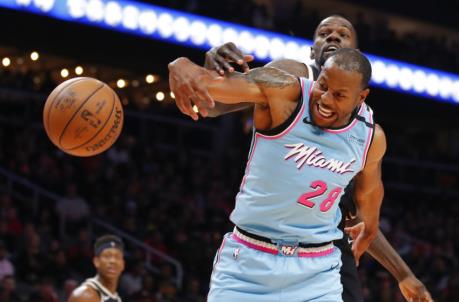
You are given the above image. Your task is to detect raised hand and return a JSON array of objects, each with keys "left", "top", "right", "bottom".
[
  {"left": 205, "top": 42, "right": 254, "bottom": 75},
  {"left": 168, "top": 57, "right": 223, "bottom": 120}
]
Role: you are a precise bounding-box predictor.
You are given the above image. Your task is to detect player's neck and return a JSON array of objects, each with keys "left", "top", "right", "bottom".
[{"left": 96, "top": 274, "right": 118, "bottom": 294}]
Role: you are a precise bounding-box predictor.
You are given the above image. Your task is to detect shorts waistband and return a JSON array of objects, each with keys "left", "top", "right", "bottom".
[{"left": 232, "top": 227, "right": 334, "bottom": 257}]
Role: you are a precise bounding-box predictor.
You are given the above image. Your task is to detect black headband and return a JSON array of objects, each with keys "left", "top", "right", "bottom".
[{"left": 95, "top": 240, "right": 124, "bottom": 256}]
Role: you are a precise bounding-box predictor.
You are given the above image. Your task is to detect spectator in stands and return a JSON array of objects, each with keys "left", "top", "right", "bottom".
[
  {"left": 0, "top": 242, "right": 14, "bottom": 281},
  {"left": 55, "top": 183, "right": 90, "bottom": 232},
  {"left": 120, "top": 261, "right": 145, "bottom": 297},
  {"left": 59, "top": 278, "right": 78, "bottom": 302},
  {"left": 0, "top": 275, "right": 20, "bottom": 302}
]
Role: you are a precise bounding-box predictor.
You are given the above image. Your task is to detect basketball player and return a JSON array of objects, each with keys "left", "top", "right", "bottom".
[
  {"left": 168, "top": 16, "right": 433, "bottom": 302},
  {"left": 170, "top": 48, "right": 384, "bottom": 301},
  {"left": 68, "top": 235, "right": 124, "bottom": 302}
]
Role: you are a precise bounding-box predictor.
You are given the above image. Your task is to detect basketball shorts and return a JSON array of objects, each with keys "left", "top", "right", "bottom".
[{"left": 208, "top": 231, "right": 343, "bottom": 302}]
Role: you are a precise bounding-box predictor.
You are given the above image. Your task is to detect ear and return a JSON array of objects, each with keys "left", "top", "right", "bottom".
[
  {"left": 120, "top": 258, "right": 126, "bottom": 273},
  {"left": 310, "top": 46, "right": 315, "bottom": 60},
  {"left": 358, "top": 88, "right": 370, "bottom": 104},
  {"left": 93, "top": 257, "right": 99, "bottom": 269}
]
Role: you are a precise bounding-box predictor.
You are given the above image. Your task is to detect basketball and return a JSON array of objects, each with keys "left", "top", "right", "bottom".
[{"left": 43, "top": 77, "right": 124, "bottom": 157}]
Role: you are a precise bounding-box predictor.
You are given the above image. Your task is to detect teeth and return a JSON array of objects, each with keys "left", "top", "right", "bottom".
[
  {"left": 318, "top": 104, "right": 332, "bottom": 117},
  {"left": 327, "top": 46, "right": 337, "bottom": 51}
]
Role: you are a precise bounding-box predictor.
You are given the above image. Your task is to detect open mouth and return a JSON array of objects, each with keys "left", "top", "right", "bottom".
[
  {"left": 323, "top": 45, "right": 339, "bottom": 54},
  {"left": 317, "top": 103, "right": 334, "bottom": 118}
]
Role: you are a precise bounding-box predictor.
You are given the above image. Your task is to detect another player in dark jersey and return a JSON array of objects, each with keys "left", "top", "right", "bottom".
[
  {"left": 168, "top": 15, "right": 433, "bottom": 302},
  {"left": 68, "top": 235, "right": 124, "bottom": 302}
]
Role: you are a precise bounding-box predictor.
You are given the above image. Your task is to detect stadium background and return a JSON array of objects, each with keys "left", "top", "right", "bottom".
[{"left": 0, "top": 0, "right": 458, "bottom": 301}]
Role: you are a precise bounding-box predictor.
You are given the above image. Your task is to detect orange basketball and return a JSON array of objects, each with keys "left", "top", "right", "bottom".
[{"left": 43, "top": 77, "right": 124, "bottom": 157}]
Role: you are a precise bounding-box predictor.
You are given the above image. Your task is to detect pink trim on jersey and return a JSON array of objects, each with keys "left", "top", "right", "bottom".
[
  {"left": 237, "top": 135, "right": 259, "bottom": 193},
  {"left": 322, "top": 104, "right": 365, "bottom": 134},
  {"left": 231, "top": 234, "right": 278, "bottom": 255},
  {"left": 360, "top": 106, "right": 374, "bottom": 170},
  {"left": 255, "top": 79, "right": 310, "bottom": 140},
  {"left": 231, "top": 233, "right": 335, "bottom": 258},
  {"left": 298, "top": 248, "right": 334, "bottom": 258}
]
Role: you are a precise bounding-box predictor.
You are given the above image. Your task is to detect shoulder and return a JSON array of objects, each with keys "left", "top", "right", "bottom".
[
  {"left": 367, "top": 124, "right": 387, "bottom": 164},
  {"left": 68, "top": 284, "right": 99, "bottom": 302},
  {"left": 264, "top": 59, "right": 309, "bottom": 78}
]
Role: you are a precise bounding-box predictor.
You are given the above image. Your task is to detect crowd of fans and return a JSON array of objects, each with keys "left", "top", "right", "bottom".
[
  {"left": 0, "top": 83, "right": 458, "bottom": 301},
  {"left": 0, "top": 1, "right": 458, "bottom": 300}
]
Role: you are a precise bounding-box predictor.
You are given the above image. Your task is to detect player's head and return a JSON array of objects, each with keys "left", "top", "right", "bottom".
[
  {"left": 310, "top": 15, "right": 358, "bottom": 68},
  {"left": 93, "top": 235, "right": 125, "bottom": 281},
  {"left": 310, "top": 48, "right": 371, "bottom": 129}
]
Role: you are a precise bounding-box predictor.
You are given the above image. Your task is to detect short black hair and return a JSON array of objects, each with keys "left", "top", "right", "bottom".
[
  {"left": 94, "top": 234, "right": 124, "bottom": 256},
  {"left": 326, "top": 48, "right": 372, "bottom": 89}
]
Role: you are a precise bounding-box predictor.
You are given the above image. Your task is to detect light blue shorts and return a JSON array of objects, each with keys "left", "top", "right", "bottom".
[{"left": 208, "top": 232, "right": 343, "bottom": 302}]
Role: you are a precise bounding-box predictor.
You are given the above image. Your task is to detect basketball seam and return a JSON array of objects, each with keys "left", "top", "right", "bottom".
[
  {"left": 59, "top": 83, "right": 105, "bottom": 148},
  {"left": 78, "top": 91, "right": 123, "bottom": 156},
  {"left": 45, "top": 77, "right": 88, "bottom": 132},
  {"left": 66, "top": 88, "right": 116, "bottom": 151}
]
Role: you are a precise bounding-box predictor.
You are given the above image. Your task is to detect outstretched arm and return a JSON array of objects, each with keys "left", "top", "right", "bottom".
[
  {"left": 369, "top": 230, "right": 433, "bottom": 302},
  {"left": 206, "top": 58, "right": 310, "bottom": 117},
  {"left": 169, "top": 57, "right": 300, "bottom": 108},
  {"left": 346, "top": 220, "right": 433, "bottom": 302}
]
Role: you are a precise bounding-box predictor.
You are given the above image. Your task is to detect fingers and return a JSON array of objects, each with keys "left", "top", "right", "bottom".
[
  {"left": 223, "top": 44, "right": 254, "bottom": 72},
  {"left": 241, "top": 55, "right": 255, "bottom": 72},
  {"left": 214, "top": 55, "right": 234, "bottom": 73},
  {"left": 180, "top": 85, "right": 201, "bottom": 121},
  {"left": 194, "top": 91, "right": 210, "bottom": 117},
  {"left": 216, "top": 43, "right": 254, "bottom": 73},
  {"left": 206, "top": 55, "right": 226, "bottom": 75}
]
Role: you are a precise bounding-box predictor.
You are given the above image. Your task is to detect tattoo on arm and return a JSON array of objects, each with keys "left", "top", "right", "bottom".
[{"left": 228, "top": 67, "right": 297, "bottom": 89}]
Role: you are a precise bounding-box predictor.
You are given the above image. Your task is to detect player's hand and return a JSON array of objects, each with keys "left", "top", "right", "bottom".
[
  {"left": 168, "top": 57, "right": 222, "bottom": 120},
  {"left": 344, "top": 222, "right": 375, "bottom": 266},
  {"left": 205, "top": 42, "right": 254, "bottom": 75},
  {"left": 399, "top": 275, "right": 434, "bottom": 302}
]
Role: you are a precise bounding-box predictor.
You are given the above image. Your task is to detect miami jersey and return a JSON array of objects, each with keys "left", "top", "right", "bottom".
[{"left": 230, "top": 78, "right": 374, "bottom": 243}]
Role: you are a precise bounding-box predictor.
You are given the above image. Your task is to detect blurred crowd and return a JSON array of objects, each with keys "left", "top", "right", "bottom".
[
  {"left": 0, "top": 84, "right": 458, "bottom": 301},
  {"left": 148, "top": 0, "right": 459, "bottom": 74},
  {"left": 0, "top": 1, "right": 459, "bottom": 301}
]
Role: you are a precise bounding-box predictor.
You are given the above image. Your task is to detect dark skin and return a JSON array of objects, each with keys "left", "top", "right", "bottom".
[
  {"left": 68, "top": 248, "right": 125, "bottom": 302},
  {"left": 168, "top": 16, "right": 433, "bottom": 302}
]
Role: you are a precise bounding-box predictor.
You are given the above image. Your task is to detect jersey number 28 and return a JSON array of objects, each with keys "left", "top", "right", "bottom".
[{"left": 297, "top": 180, "right": 342, "bottom": 212}]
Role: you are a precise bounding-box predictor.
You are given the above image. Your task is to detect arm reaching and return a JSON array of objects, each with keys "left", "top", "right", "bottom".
[
  {"left": 169, "top": 57, "right": 300, "bottom": 116},
  {"left": 168, "top": 57, "right": 219, "bottom": 120},
  {"left": 206, "top": 58, "right": 310, "bottom": 117},
  {"left": 207, "top": 65, "right": 300, "bottom": 105},
  {"left": 345, "top": 221, "right": 433, "bottom": 302},
  {"left": 351, "top": 124, "right": 386, "bottom": 265}
]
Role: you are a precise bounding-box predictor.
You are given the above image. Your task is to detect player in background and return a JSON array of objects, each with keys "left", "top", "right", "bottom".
[{"left": 68, "top": 235, "right": 124, "bottom": 302}]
